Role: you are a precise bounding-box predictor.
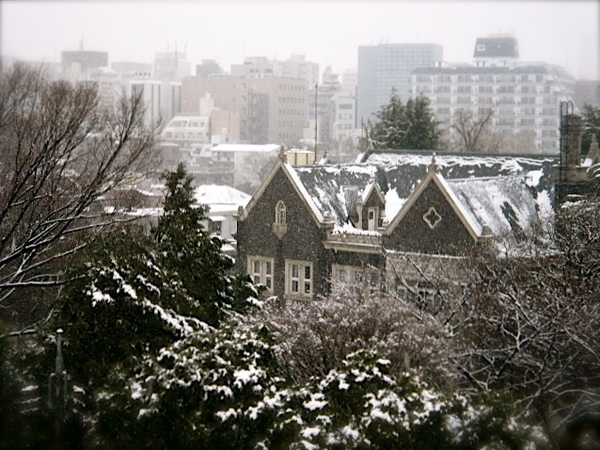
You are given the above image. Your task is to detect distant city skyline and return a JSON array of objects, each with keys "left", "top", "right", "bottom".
[{"left": 1, "top": 1, "right": 598, "bottom": 80}]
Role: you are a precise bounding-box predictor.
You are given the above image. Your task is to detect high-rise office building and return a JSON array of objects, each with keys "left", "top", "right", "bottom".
[{"left": 357, "top": 43, "right": 443, "bottom": 127}]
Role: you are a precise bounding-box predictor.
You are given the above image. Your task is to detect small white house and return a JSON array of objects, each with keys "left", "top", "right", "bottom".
[{"left": 194, "top": 185, "right": 251, "bottom": 252}]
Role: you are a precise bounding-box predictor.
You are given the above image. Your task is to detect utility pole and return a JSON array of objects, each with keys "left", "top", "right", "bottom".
[{"left": 314, "top": 83, "right": 318, "bottom": 162}]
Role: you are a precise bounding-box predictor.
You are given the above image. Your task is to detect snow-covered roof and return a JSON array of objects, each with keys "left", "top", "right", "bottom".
[
  {"left": 294, "top": 164, "right": 379, "bottom": 226},
  {"left": 290, "top": 152, "right": 556, "bottom": 236},
  {"left": 194, "top": 184, "right": 251, "bottom": 207},
  {"left": 211, "top": 144, "right": 281, "bottom": 153},
  {"left": 446, "top": 176, "right": 539, "bottom": 236}
]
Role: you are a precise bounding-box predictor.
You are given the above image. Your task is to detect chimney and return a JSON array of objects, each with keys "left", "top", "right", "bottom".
[{"left": 555, "top": 112, "right": 593, "bottom": 205}]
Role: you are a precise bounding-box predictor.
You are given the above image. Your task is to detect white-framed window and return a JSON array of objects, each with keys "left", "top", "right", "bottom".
[
  {"left": 367, "top": 207, "right": 379, "bottom": 231},
  {"left": 273, "top": 200, "right": 287, "bottom": 238},
  {"left": 285, "top": 260, "right": 312, "bottom": 298},
  {"left": 247, "top": 256, "right": 274, "bottom": 292},
  {"left": 332, "top": 264, "right": 381, "bottom": 294}
]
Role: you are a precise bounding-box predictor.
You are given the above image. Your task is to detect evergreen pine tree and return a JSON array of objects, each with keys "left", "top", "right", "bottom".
[
  {"left": 368, "top": 92, "right": 441, "bottom": 150},
  {"left": 153, "top": 163, "right": 252, "bottom": 324},
  {"left": 4, "top": 164, "right": 258, "bottom": 447}
]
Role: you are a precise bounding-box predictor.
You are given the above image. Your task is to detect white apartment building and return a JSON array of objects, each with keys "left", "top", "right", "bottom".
[
  {"left": 131, "top": 79, "right": 182, "bottom": 127},
  {"left": 409, "top": 36, "right": 576, "bottom": 154},
  {"left": 161, "top": 115, "right": 210, "bottom": 142}
]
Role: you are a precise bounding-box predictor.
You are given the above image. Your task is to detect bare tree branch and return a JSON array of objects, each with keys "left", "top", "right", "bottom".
[{"left": 0, "top": 63, "right": 161, "bottom": 321}]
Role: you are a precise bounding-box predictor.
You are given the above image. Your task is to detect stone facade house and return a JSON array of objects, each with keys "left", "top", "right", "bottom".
[{"left": 235, "top": 147, "right": 557, "bottom": 301}]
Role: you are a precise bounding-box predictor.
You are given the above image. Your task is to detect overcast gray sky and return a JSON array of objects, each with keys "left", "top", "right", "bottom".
[{"left": 1, "top": 1, "right": 599, "bottom": 80}]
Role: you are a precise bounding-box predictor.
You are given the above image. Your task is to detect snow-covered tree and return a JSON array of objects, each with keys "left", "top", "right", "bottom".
[
  {"left": 456, "top": 197, "right": 600, "bottom": 438},
  {"left": 366, "top": 93, "right": 441, "bottom": 150},
  {"left": 0, "top": 62, "right": 160, "bottom": 328},
  {"left": 113, "top": 317, "right": 548, "bottom": 449},
  {"left": 252, "top": 292, "right": 456, "bottom": 386},
  {"left": 153, "top": 163, "right": 255, "bottom": 324},
  {"left": 0, "top": 164, "right": 258, "bottom": 447}
]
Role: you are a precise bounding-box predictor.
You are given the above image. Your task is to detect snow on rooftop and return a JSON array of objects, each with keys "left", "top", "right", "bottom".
[
  {"left": 447, "top": 176, "right": 539, "bottom": 236},
  {"left": 286, "top": 152, "right": 554, "bottom": 237},
  {"left": 194, "top": 184, "right": 251, "bottom": 207},
  {"left": 365, "top": 152, "right": 556, "bottom": 193},
  {"left": 294, "top": 163, "right": 379, "bottom": 225},
  {"left": 211, "top": 144, "right": 280, "bottom": 153}
]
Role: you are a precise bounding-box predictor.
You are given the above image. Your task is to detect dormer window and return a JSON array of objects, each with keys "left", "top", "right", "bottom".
[
  {"left": 367, "top": 207, "right": 379, "bottom": 231},
  {"left": 273, "top": 200, "right": 287, "bottom": 238}
]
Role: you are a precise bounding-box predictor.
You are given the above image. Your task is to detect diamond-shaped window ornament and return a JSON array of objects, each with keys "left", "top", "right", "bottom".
[{"left": 423, "top": 207, "right": 442, "bottom": 229}]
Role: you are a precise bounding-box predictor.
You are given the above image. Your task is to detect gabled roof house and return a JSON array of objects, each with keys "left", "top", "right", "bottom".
[{"left": 235, "top": 147, "right": 557, "bottom": 300}]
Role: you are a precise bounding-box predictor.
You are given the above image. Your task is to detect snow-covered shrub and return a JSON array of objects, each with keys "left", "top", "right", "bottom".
[
  {"left": 123, "top": 322, "right": 293, "bottom": 449},
  {"left": 7, "top": 312, "right": 548, "bottom": 449},
  {"left": 288, "top": 349, "right": 549, "bottom": 450},
  {"left": 251, "top": 292, "right": 457, "bottom": 386},
  {"left": 115, "top": 320, "right": 547, "bottom": 449},
  {"left": 458, "top": 197, "right": 600, "bottom": 432}
]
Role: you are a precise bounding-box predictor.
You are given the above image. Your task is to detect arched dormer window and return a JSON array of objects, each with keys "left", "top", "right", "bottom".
[{"left": 273, "top": 200, "right": 287, "bottom": 238}]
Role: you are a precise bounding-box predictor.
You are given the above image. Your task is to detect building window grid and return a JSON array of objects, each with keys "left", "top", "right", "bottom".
[
  {"left": 248, "top": 257, "right": 274, "bottom": 292},
  {"left": 286, "top": 260, "right": 313, "bottom": 297},
  {"left": 332, "top": 265, "right": 381, "bottom": 294}
]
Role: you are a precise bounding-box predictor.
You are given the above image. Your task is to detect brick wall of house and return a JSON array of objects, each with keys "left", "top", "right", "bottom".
[
  {"left": 384, "top": 181, "right": 475, "bottom": 255},
  {"left": 236, "top": 167, "right": 332, "bottom": 298}
]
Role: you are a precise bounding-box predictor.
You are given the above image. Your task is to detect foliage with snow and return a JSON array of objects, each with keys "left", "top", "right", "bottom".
[
  {"left": 365, "top": 93, "right": 441, "bottom": 151},
  {"left": 457, "top": 197, "right": 600, "bottom": 431},
  {"left": 118, "top": 323, "right": 547, "bottom": 449},
  {"left": 7, "top": 167, "right": 599, "bottom": 448},
  {"left": 250, "top": 292, "right": 456, "bottom": 386}
]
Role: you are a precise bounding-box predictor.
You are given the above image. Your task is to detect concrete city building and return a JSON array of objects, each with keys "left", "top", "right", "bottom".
[
  {"left": 60, "top": 43, "right": 110, "bottom": 86},
  {"left": 357, "top": 43, "right": 443, "bottom": 127},
  {"left": 410, "top": 36, "right": 576, "bottom": 154},
  {"left": 473, "top": 36, "right": 519, "bottom": 67},
  {"left": 231, "top": 54, "right": 319, "bottom": 87},
  {"left": 154, "top": 49, "right": 191, "bottom": 82},
  {"left": 131, "top": 79, "right": 181, "bottom": 127},
  {"left": 283, "top": 54, "right": 320, "bottom": 87},
  {"left": 182, "top": 75, "right": 309, "bottom": 145},
  {"left": 61, "top": 43, "right": 108, "bottom": 72},
  {"left": 231, "top": 56, "right": 284, "bottom": 78},
  {"left": 112, "top": 62, "right": 153, "bottom": 81}
]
